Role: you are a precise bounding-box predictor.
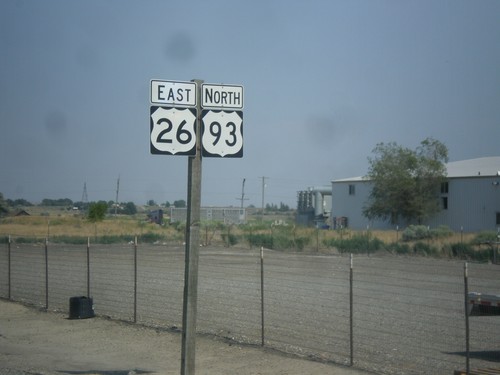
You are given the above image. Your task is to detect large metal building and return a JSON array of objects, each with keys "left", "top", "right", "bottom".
[
  {"left": 170, "top": 206, "right": 246, "bottom": 225},
  {"left": 331, "top": 156, "right": 500, "bottom": 232},
  {"left": 296, "top": 186, "right": 332, "bottom": 227}
]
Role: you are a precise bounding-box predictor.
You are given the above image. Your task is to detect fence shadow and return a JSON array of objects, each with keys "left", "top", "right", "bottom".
[
  {"left": 445, "top": 350, "right": 500, "bottom": 363},
  {"left": 62, "top": 370, "right": 152, "bottom": 375}
]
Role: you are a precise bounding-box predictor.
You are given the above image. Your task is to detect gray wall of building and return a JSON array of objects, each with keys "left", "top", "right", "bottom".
[
  {"left": 428, "top": 176, "right": 500, "bottom": 232},
  {"left": 331, "top": 180, "right": 393, "bottom": 230},
  {"left": 331, "top": 176, "right": 500, "bottom": 232}
]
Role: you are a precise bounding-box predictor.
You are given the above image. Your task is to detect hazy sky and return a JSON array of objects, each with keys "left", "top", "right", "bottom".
[{"left": 1, "top": 0, "right": 499, "bottom": 208}]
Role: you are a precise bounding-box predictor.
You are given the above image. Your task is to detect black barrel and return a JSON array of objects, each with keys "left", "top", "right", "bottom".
[{"left": 69, "top": 296, "right": 94, "bottom": 319}]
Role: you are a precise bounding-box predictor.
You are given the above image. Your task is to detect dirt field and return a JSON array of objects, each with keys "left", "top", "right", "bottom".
[{"left": 0, "top": 299, "right": 370, "bottom": 375}]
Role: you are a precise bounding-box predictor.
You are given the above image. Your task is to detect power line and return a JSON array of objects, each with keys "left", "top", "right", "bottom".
[
  {"left": 115, "top": 175, "right": 120, "bottom": 215},
  {"left": 236, "top": 178, "right": 249, "bottom": 209},
  {"left": 261, "top": 176, "right": 267, "bottom": 214},
  {"left": 81, "top": 182, "right": 88, "bottom": 203}
]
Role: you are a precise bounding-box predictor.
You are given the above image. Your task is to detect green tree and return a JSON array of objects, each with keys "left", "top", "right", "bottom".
[
  {"left": 363, "top": 137, "right": 448, "bottom": 225},
  {"left": 174, "top": 199, "right": 186, "bottom": 208},
  {"left": 87, "top": 201, "right": 108, "bottom": 223},
  {"left": 279, "top": 202, "right": 290, "bottom": 211},
  {"left": 122, "top": 201, "right": 137, "bottom": 215},
  {"left": 41, "top": 198, "right": 73, "bottom": 206},
  {"left": 0, "top": 193, "right": 8, "bottom": 216},
  {"left": 7, "top": 198, "right": 33, "bottom": 207}
]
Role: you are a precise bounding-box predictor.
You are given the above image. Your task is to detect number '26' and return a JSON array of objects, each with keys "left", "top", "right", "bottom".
[{"left": 156, "top": 118, "right": 192, "bottom": 145}]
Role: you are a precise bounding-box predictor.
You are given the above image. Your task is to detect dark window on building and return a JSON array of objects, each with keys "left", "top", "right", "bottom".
[
  {"left": 496, "top": 212, "right": 500, "bottom": 226},
  {"left": 349, "top": 184, "right": 355, "bottom": 195},
  {"left": 441, "top": 181, "right": 449, "bottom": 194},
  {"left": 442, "top": 197, "right": 448, "bottom": 210}
]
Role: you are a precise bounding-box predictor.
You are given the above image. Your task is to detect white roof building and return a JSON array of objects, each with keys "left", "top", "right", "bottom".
[
  {"left": 331, "top": 157, "right": 500, "bottom": 232},
  {"left": 445, "top": 157, "right": 500, "bottom": 178}
]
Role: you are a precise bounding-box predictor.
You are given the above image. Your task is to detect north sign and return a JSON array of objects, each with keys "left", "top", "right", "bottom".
[{"left": 202, "top": 84, "right": 244, "bottom": 110}]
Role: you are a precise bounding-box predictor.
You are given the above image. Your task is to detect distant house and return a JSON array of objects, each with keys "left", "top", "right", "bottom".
[
  {"left": 331, "top": 157, "right": 500, "bottom": 232},
  {"left": 14, "top": 209, "right": 30, "bottom": 217},
  {"left": 148, "top": 209, "right": 163, "bottom": 225}
]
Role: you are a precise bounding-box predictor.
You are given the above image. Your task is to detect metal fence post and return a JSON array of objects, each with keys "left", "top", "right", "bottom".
[
  {"left": 261, "top": 246, "right": 265, "bottom": 346},
  {"left": 464, "top": 262, "right": 470, "bottom": 375},
  {"left": 350, "top": 253, "right": 354, "bottom": 366},
  {"left": 45, "top": 237, "right": 49, "bottom": 310},
  {"left": 316, "top": 227, "right": 319, "bottom": 252},
  {"left": 8, "top": 235, "right": 11, "bottom": 300},
  {"left": 134, "top": 235, "right": 138, "bottom": 323},
  {"left": 87, "top": 237, "right": 90, "bottom": 298}
]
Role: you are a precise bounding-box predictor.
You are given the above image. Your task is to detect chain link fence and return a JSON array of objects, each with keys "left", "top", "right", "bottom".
[{"left": 1, "top": 237, "right": 499, "bottom": 374}]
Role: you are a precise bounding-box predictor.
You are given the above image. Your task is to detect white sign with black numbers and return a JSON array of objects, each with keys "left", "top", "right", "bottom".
[
  {"left": 201, "top": 110, "right": 243, "bottom": 158},
  {"left": 150, "top": 106, "right": 197, "bottom": 156}
]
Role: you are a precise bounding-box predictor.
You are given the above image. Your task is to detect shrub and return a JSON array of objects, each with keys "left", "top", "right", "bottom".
[
  {"left": 246, "top": 233, "right": 273, "bottom": 248},
  {"left": 240, "top": 221, "right": 277, "bottom": 232},
  {"left": 272, "top": 234, "right": 291, "bottom": 250},
  {"left": 402, "top": 225, "right": 430, "bottom": 241},
  {"left": 401, "top": 225, "right": 452, "bottom": 241},
  {"left": 322, "top": 237, "right": 336, "bottom": 248},
  {"left": 470, "top": 231, "right": 499, "bottom": 246},
  {"left": 386, "top": 242, "right": 411, "bottom": 254},
  {"left": 431, "top": 225, "right": 453, "bottom": 239},
  {"left": 451, "top": 242, "right": 493, "bottom": 262},
  {"left": 98, "top": 235, "right": 129, "bottom": 244},
  {"left": 204, "top": 221, "right": 225, "bottom": 231},
  {"left": 342, "top": 235, "right": 369, "bottom": 253},
  {"left": 245, "top": 231, "right": 309, "bottom": 251},
  {"left": 51, "top": 235, "right": 88, "bottom": 244},
  {"left": 221, "top": 233, "right": 239, "bottom": 246},
  {"left": 139, "top": 232, "right": 164, "bottom": 243},
  {"left": 323, "top": 234, "right": 383, "bottom": 254},
  {"left": 367, "top": 237, "right": 384, "bottom": 252},
  {"left": 11, "top": 236, "right": 42, "bottom": 244},
  {"left": 412, "top": 241, "right": 439, "bottom": 256},
  {"left": 450, "top": 243, "right": 471, "bottom": 258},
  {"left": 171, "top": 221, "right": 186, "bottom": 233},
  {"left": 293, "top": 236, "right": 310, "bottom": 250}
]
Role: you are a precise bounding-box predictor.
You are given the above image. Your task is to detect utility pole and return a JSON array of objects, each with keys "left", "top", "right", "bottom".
[
  {"left": 81, "top": 182, "right": 88, "bottom": 213},
  {"left": 237, "top": 178, "right": 248, "bottom": 209},
  {"left": 115, "top": 175, "right": 120, "bottom": 216},
  {"left": 261, "top": 176, "right": 267, "bottom": 215}
]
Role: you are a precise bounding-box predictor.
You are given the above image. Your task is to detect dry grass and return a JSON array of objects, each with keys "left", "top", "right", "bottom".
[
  {"left": 318, "top": 228, "right": 476, "bottom": 244},
  {"left": 0, "top": 213, "right": 172, "bottom": 239},
  {"left": 0, "top": 211, "right": 480, "bottom": 249}
]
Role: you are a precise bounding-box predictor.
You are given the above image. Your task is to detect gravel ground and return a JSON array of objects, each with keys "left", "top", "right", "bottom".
[{"left": 0, "top": 299, "right": 371, "bottom": 375}]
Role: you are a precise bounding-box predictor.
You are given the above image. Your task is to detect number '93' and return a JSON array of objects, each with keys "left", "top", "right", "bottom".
[{"left": 201, "top": 110, "right": 243, "bottom": 157}]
